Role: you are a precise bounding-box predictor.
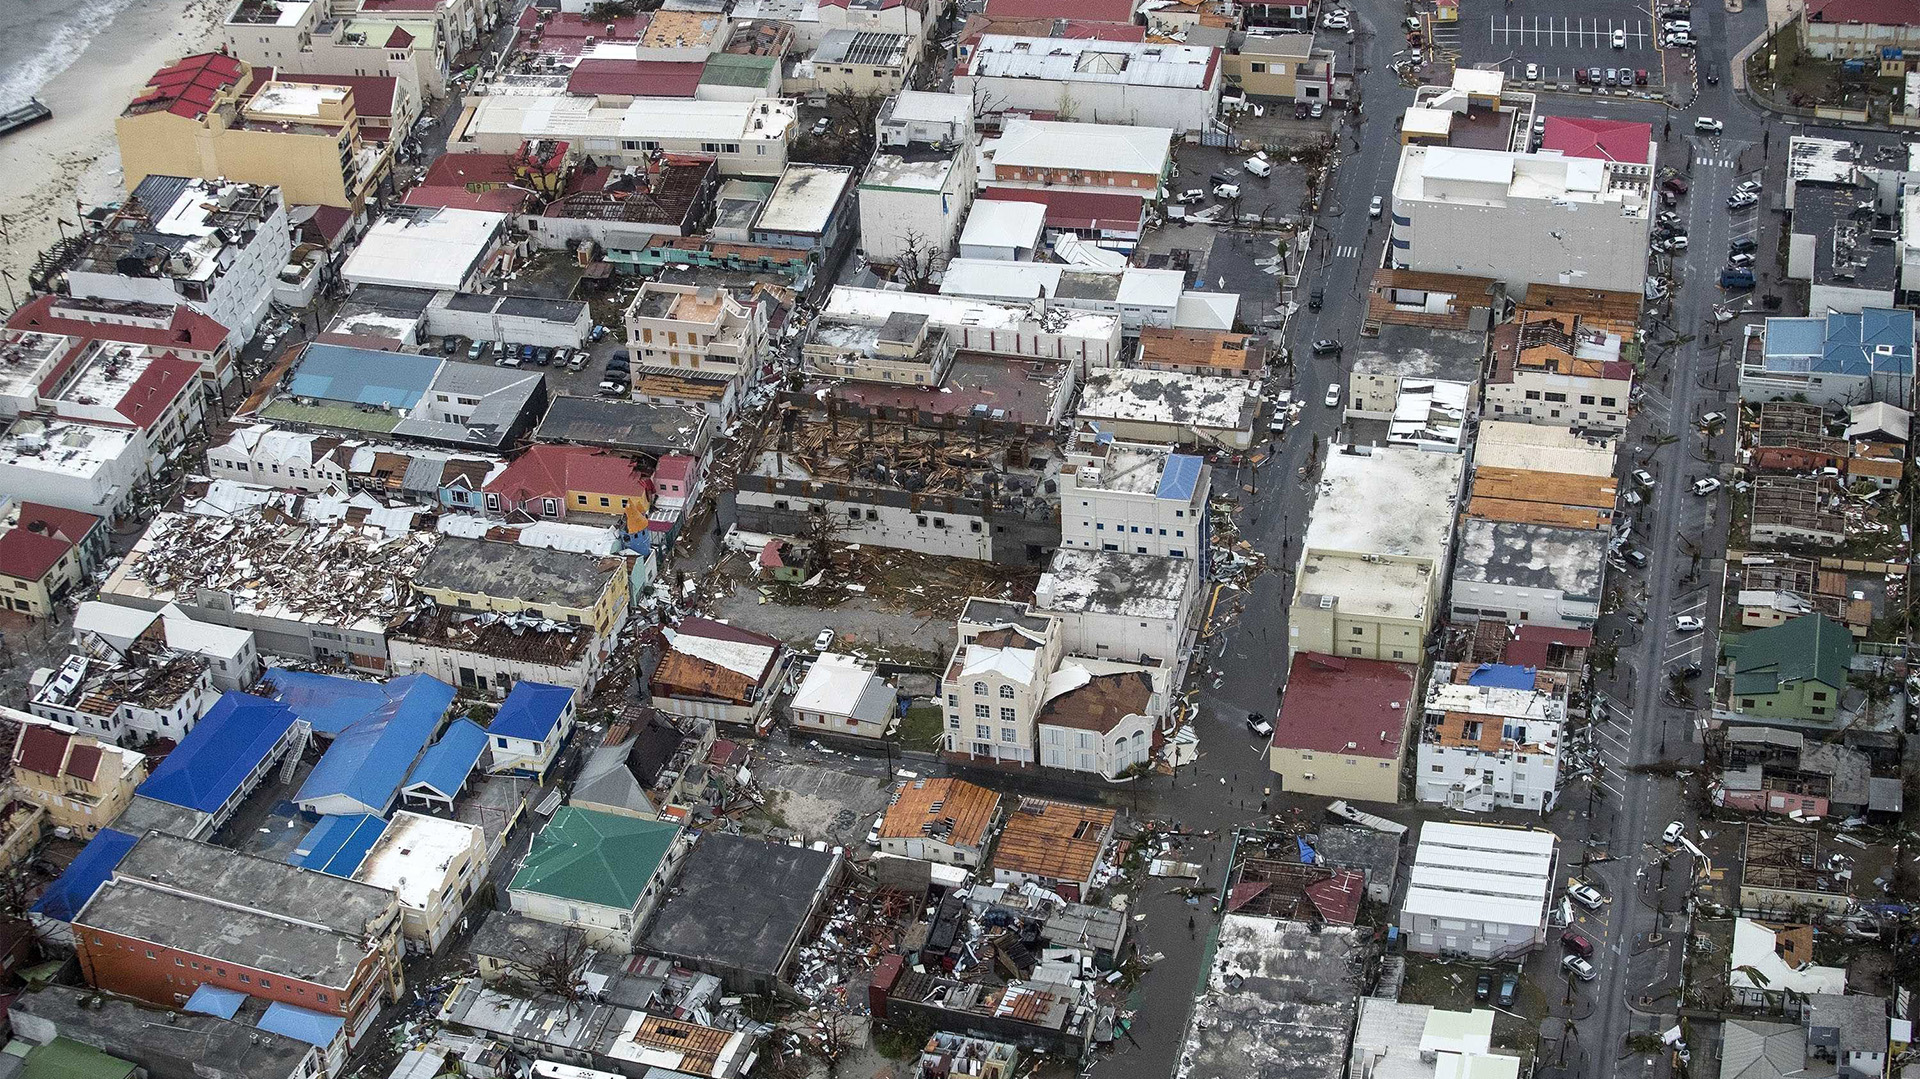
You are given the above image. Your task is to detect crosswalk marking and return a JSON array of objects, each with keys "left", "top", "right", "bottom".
[
  {"left": 1697, "top": 157, "right": 1736, "bottom": 168},
  {"left": 1334, "top": 244, "right": 1360, "bottom": 258}
]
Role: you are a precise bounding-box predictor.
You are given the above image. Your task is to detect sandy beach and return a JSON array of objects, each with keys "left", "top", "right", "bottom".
[{"left": 0, "top": 0, "right": 228, "bottom": 302}]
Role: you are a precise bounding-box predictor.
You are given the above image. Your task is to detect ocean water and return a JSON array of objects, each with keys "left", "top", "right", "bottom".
[{"left": 0, "top": 0, "right": 145, "bottom": 109}]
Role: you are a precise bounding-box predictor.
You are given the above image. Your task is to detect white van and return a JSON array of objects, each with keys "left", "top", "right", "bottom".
[{"left": 1243, "top": 155, "right": 1272, "bottom": 177}]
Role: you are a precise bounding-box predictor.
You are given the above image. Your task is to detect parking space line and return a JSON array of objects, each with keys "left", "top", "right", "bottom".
[
  {"left": 1666, "top": 643, "right": 1703, "bottom": 664},
  {"left": 1675, "top": 595, "right": 1709, "bottom": 615}
]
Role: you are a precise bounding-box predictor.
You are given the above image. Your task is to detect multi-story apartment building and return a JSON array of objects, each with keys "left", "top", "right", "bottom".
[
  {"left": 1057, "top": 434, "right": 1209, "bottom": 560},
  {"left": 1415, "top": 662, "right": 1570, "bottom": 812},
  {"left": 859, "top": 90, "right": 977, "bottom": 266},
  {"left": 940, "top": 599, "right": 1063, "bottom": 765},
  {"left": 118, "top": 54, "right": 392, "bottom": 211},
  {"left": 622, "top": 281, "right": 768, "bottom": 422},
  {"left": 0, "top": 501, "right": 108, "bottom": 617},
  {"left": 1483, "top": 309, "right": 1634, "bottom": 432},
  {"left": 224, "top": 0, "right": 453, "bottom": 106},
  {"left": 61, "top": 176, "right": 290, "bottom": 348},
  {"left": 5, "top": 295, "right": 236, "bottom": 388},
  {"left": 455, "top": 96, "right": 795, "bottom": 178},
  {"left": 959, "top": 36, "right": 1221, "bottom": 133},
  {"left": 410, "top": 537, "right": 630, "bottom": 643},
  {"left": 1388, "top": 143, "right": 1655, "bottom": 294},
  {"left": 7, "top": 712, "right": 148, "bottom": 837},
  {"left": 29, "top": 645, "right": 221, "bottom": 744},
  {"left": 802, "top": 308, "right": 957, "bottom": 386}
]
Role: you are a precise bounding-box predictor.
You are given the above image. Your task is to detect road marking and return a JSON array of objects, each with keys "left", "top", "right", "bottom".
[
  {"left": 1335, "top": 244, "right": 1360, "bottom": 258},
  {"left": 1666, "top": 643, "right": 1703, "bottom": 664},
  {"left": 1674, "top": 595, "right": 1709, "bottom": 615}
]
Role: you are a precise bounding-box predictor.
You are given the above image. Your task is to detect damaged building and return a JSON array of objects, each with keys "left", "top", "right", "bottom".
[{"left": 724, "top": 406, "right": 1062, "bottom": 565}]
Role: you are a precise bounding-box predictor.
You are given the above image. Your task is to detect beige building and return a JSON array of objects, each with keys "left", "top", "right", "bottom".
[
  {"left": 352, "top": 811, "right": 487, "bottom": 954},
  {"left": 118, "top": 52, "right": 393, "bottom": 210},
  {"left": 0, "top": 502, "right": 106, "bottom": 618},
  {"left": 1289, "top": 553, "right": 1432, "bottom": 663},
  {"left": 224, "top": 0, "right": 452, "bottom": 104},
  {"left": 940, "top": 599, "right": 1063, "bottom": 766},
  {"left": 1483, "top": 310, "right": 1635, "bottom": 433},
  {"left": 1269, "top": 653, "right": 1419, "bottom": 804},
  {"left": 623, "top": 281, "right": 767, "bottom": 420},
  {"left": 803, "top": 308, "right": 956, "bottom": 385},
  {"left": 7, "top": 710, "right": 148, "bottom": 838},
  {"left": 1221, "top": 33, "right": 1336, "bottom": 102},
  {"left": 804, "top": 30, "right": 914, "bottom": 95}
]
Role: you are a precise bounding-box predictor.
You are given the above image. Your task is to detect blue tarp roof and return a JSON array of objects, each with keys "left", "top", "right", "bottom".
[
  {"left": 29, "top": 828, "right": 137, "bottom": 923},
  {"left": 137, "top": 693, "right": 298, "bottom": 813},
  {"left": 1465, "top": 663, "right": 1538, "bottom": 690},
  {"left": 404, "top": 718, "right": 489, "bottom": 800},
  {"left": 185, "top": 984, "right": 248, "bottom": 1020},
  {"left": 260, "top": 669, "right": 398, "bottom": 737},
  {"left": 257, "top": 1001, "right": 346, "bottom": 1047},
  {"left": 488, "top": 681, "right": 573, "bottom": 742},
  {"left": 1157, "top": 453, "right": 1204, "bottom": 502},
  {"left": 295, "top": 674, "right": 454, "bottom": 816},
  {"left": 286, "top": 343, "right": 439, "bottom": 410},
  {"left": 290, "top": 813, "right": 389, "bottom": 877}
]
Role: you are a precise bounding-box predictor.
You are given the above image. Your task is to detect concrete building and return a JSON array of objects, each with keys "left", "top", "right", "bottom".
[
  {"left": 7, "top": 712, "right": 148, "bottom": 838},
  {"left": 1056, "top": 436, "right": 1209, "bottom": 559},
  {"left": 957, "top": 199, "right": 1045, "bottom": 261},
  {"left": 1786, "top": 178, "right": 1901, "bottom": 316},
  {"left": 1036, "top": 660, "right": 1162, "bottom": 779},
  {"left": 453, "top": 95, "right": 796, "bottom": 178},
  {"left": 821, "top": 286, "right": 1123, "bottom": 371},
  {"left": 1484, "top": 309, "right": 1635, "bottom": 432},
  {"left": 1350, "top": 1000, "right": 1520, "bottom": 1079},
  {"left": 1269, "top": 652, "right": 1418, "bottom": 803},
  {"left": 1800, "top": 0, "right": 1920, "bottom": 59},
  {"left": 649, "top": 617, "right": 787, "bottom": 730},
  {"left": 10, "top": 984, "right": 324, "bottom": 1079},
  {"left": 1289, "top": 443, "right": 1464, "bottom": 659},
  {"left": 938, "top": 259, "right": 1229, "bottom": 335},
  {"left": 1074, "top": 370, "right": 1259, "bottom": 450},
  {"left": 28, "top": 644, "right": 219, "bottom": 745},
  {"left": 341, "top": 208, "right": 510, "bottom": 293},
  {"left": 1415, "top": 662, "right": 1571, "bottom": 812},
  {"left": 808, "top": 29, "right": 915, "bottom": 93},
  {"left": 72, "top": 832, "right": 404, "bottom": 1065},
  {"left": 802, "top": 306, "right": 959, "bottom": 386},
  {"left": 508, "top": 806, "right": 684, "bottom": 952},
  {"left": 60, "top": 176, "right": 289, "bottom": 349},
  {"left": 1741, "top": 309, "right": 1914, "bottom": 410},
  {"left": 1389, "top": 143, "right": 1656, "bottom": 293},
  {"left": 224, "top": 0, "right": 449, "bottom": 106},
  {"left": 640, "top": 832, "right": 841, "bottom": 996},
  {"left": 1033, "top": 548, "right": 1200, "bottom": 669},
  {"left": 116, "top": 54, "right": 391, "bottom": 210},
  {"left": 1399, "top": 822, "right": 1555, "bottom": 959},
  {"left": 411, "top": 536, "right": 628, "bottom": 646},
  {"left": 1450, "top": 518, "right": 1607, "bottom": 630},
  {"left": 790, "top": 652, "right": 898, "bottom": 739},
  {"left": 978, "top": 118, "right": 1174, "bottom": 196},
  {"left": 859, "top": 90, "right": 978, "bottom": 267},
  {"left": 484, "top": 681, "right": 575, "bottom": 779},
  {"left": 989, "top": 797, "right": 1116, "bottom": 898},
  {"left": 1220, "top": 32, "right": 1336, "bottom": 102},
  {"left": 940, "top": 600, "right": 1062, "bottom": 765},
  {"left": 960, "top": 36, "right": 1222, "bottom": 133},
  {"left": 5, "top": 294, "right": 237, "bottom": 389},
  {"left": 877, "top": 777, "right": 1002, "bottom": 866},
  {"left": 622, "top": 281, "right": 768, "bottom": 422},
  {"left": 352, "top": 811, "right": 487, "bottom": 954},
  {"left": 1728, "top": 919, "right": 1846, "bottom": 1006},
  {"left": 0, "top": 502, "right": 107, "bottom": 617}
]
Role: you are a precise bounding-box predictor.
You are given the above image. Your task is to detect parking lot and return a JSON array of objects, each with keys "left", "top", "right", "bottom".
[{"left": 1456, "top": 0, "right": 1675, "bottom": 88}]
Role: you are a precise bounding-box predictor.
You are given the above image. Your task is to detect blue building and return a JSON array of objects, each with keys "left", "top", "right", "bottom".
[
  {"left": 485, "top": 682, "right": 575, "bottom": 780},
  {"left": 1743, "top": 308, "right": 1915, "bottom": 409},
  {"left": 128, "top": 692, "right": 304, "bottom": 838},
  {"left": 401, "top": 718, "right": 490, "bottom": 812},
  {"left": 291, "top": 673, "right": 456, "bottom": 817}
]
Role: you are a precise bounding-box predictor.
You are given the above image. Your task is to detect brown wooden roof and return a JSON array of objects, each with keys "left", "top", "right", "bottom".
[
  {"left": 990, "top": 797, "right": 1117, "bottom": 885},
  {"left": 881, "top": 777, "right": 1002, "bottom": 849}
]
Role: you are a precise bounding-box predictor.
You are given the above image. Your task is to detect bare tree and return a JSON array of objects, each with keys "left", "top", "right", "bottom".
[
  {"left": 889, "top": 228, "right": 938, "bottom": 291},
  {"left": 516, "top": 927, "right": 592, "bottom": 1010},
  {"left": 824, "top": 89, "right": 889, "bottom": 164}
]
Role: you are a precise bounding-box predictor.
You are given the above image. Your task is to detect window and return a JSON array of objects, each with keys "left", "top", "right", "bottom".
[
  {"left": 240, "top": 973, "right": 252, "bottom": 983},
  {"left": 1580, "top": 395, "right": 1596, "bottom": 405},
  {"left": 1000, "top": 707, "right": 1015, "bottom": 722},
  {"left": 970, "top": 521, "right": 982, "bottom": 532},
  {"left": 1811, "top": 691, "right": 1828, "bottom": 702},
  {"left": 999, "top": 684, "right": 1014, "bottom": 699},
  {"left": 974, "top": 682, "right": 987, "bottom": 695},
  {"left": 1352, "top": 626, "right": 1364, "bottom": 636},
  {"left": 1601, "top": 396, "right": 1618, "bottom": 407},
  {"left": 974, "top": 704, "right": 990, "bottom": 718},
  {"left": 1740, "top": 698, "right": 1755, "bottom": 708},
  {"left": 947, "top": 693, "right": 957, "bottom": 706},
  {"left": 916, "top": 515, "right": 929, "bottom": 526},
  {"left": 1250, "top": 61, "right": 1267, "bottom": 72},
  {"left": 1001, "top": 727, "right": 1018, "bottom": 742},
  {"left": 1524, "top": 390, "right": 1540, "bottom": 400},
  {"left": 1544, "top": 392, "right": 1567, "bottom": 403},
  {"left": 975, "top": 724, "right": 990, "bottom": 739}
]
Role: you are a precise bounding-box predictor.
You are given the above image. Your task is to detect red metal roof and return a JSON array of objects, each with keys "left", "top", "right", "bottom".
[
  {"left": 1273, "top": 652, "right": 1416, "bottom": 758},
  {"left": 485, "top": 444, "right": 652, "bottom": 505},
  {"left": 652, "top": 454, "right": 695, "bottom": 483},
  {"left": 1305, "top": 869, "right": 1364, "bottom": 926},
  {"left": 385, "top": 26, "right": 415, "bottom": 48},
  {"left": 130, "top": 53, "right": 246, "bottom": 119},
  {"left": 1807, "top": 0, "right": 1920, "bottom": 23},
  {"left": 0, "top": 504, "right": 100, "bottom": 583},
  {"left": 404, "top": 185, "right": 532, "bottom": 213},
  {"left": 984, "top": 0, "right": 1138, "bottom": 22},
  {"left": 64, "top": 743, "right": 103, "bottom": 784},
  {"left": 567, "top": 59, "right": 704, "bottom": 98},
  {"left": 14, "top": 726, "right": 70, "bottom": 778},
  {"left": 115, "top": 353, "right": 202, "bottom": 430},
  {"left": 1503, "top": 624, "right": 1595, "bottom": 668},
  {"left": 1539, "top": 116, "right": 1653, "bottom": 165},
  {"left": 979, "top": 186, "right": 1146, "bottom": 232},
  {"left": 516, "top": 10, "right": 649, "bottom": 56},
  {"left": 7, "top": 294, "right": 228, "bottom": 355}
]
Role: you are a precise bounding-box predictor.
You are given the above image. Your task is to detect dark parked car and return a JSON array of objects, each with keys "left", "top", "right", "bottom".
[
  {"left": 1661, "top": 176, "right": 1690, "bottom": 195},
  {"left": 1635, "top": 68, "right": 1649, "bottom": 85},
  {"left": 442, "top": 337, "right": 459, "bottom": 354},
  {"left": 1624, "top": 547, "right": 1650, "bottom": 568},
  {"left": 1475, "top": 971, "right": 1492, "bottom": 1001},
  {"left": 534, "top": 347, "right": 553, "bottom": 366},
  {"left": 1308, "top": 287, "right": 1324, "bottom": 310},
  {"left": 1729, "top": 237, "right": 1758, "bottom": 254},
  {"left": 1561, "top": 929, "right": 1595, "bottom": 958},
  {"left": 1497, "top": 972, "right": 1519, "bottom": 1008}
]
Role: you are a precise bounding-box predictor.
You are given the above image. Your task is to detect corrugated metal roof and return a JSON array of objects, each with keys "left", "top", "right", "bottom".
[
  {"left": 488, "top": 681, "right": 574, "bottom": 742},
  {"left": 136, "top": 693, "right": 297, "bottom": 813},
  {"left": 28, "top": 828, "right": 137, "bottom": 923},
  {"left": 294, "top": 674, "right": 455, "bottom": 817},
  {"left": 290, "top": 812, "right": 390, "bottom": 877},
  {"left": 404, "top": 718, "right": 490, "bottom": 800}
]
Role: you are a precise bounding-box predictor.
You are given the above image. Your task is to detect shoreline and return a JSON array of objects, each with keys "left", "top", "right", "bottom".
[{"left": 0, "top": 0, "right": 228, "bottom": 304}]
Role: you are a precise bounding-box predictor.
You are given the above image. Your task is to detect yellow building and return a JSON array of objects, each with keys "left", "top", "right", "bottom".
[
  {"left": 1222, "top": 33, "right": 1336, "bottom": 102},
  {"left": 411, "top": 537, "right": 631, "bottom": 640},
  {"left": 7, "top": 711, "right": 149, "bottom": 838},
  {"left": 1288, "top": 552, "right": 1432, "bottom": 663},
  {"left": 1268, "top": 653, "right": 1417, "bottom": 805},
  {"left": 0, "top": 502, "right": 106, "bottom": 618},
  {"left": 117, "top": 52, "right": 391, "bottom": 210}
]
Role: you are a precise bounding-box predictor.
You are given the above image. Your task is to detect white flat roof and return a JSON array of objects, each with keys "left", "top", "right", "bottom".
[
  {"left": 1304, "top": 444, "right": 1463, "bottom": 563},
  {"left": 791, "top": 651, "right": 882, "bottom": 713},
  {"left": 1076, "top": 368, "right": 1257, "bottom": 432},
  {"left": 989, "top": 117, "right": 1173, "bottom": 177},
  {"left": 959, "top": 200, "right": 1046, "bottom": 252},
  {"left": 1472, "top": 421, "right": 1618, "bottom": 477},
  {"left": 754, "top": 164, "right": 853, "bottom": 235},
  {"left": 342, "top": 208, "right": 505, "bottom": 291},
  {"left": 619, "top": 97, "right": 792, "bottom": 141},
  {"left": 248, "top": 81, "right": 348, "bottom": 118},
  {"left": 1451, "top": 68, "right": 1504, "bottom": 96},
  {"left": 355, "top": 811, "right": 481, "bottom": 910},
  {"left": 1402, "top": 107, "right": 1453, "bottom": 139},
  {"left": 970, "top": 35, "right": 1217, "bottom": 89},
  {"left": 1403, "top": 821, "right": 1555, "bottom": 929},
  {"left": 824, "top": 285, "right": 1119, "bottom": 341},
  {"left": 886, "top": 89, "right": 972, "bottom": 126}
]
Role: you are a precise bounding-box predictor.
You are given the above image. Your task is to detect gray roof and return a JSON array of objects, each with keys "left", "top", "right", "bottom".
[
  {"left": 392, "top": 364, "right": 544, "bottom": 449},
  {"left": 1720, "top": 1020, "right": 1807, "bottom": 1079},
  {"left": 78, "top": 877, "right": 379, "bottom": 989},
  {"left": 11, "top": 986, "right": 314, "bottom": 1079},
  {"left": 110, "top": 794, "right": 208, "bottom": 839},
  {"left": 412, "top": 536, "right": 619, "bottom": 609},
  {"left": 1353, "top": 325, "right": 1488, "bottom": 385},
  {"left": 466, "top": 909, "right": 579, "bottom": 967},
  {"left": 1806, "top": 993, "right": 1888, "bottom": 1054},
  {"left": 1313, "top": 824, "right": 1402, "bottom": 887},
  {"left": 339, "top": 285, "right": 439, "bottom": 319},
  {"left": 1182, "top": 917, "right": 1367, "bottom": 1079},
  {"left": 535, "top": 395, "right": 708, "bottom": 455},
  {"left": 641, "top": 833, "right": 839, "bottom": 981},
  {"left": 114, "top": 831, "right": 397, "bottom": 938},
  {"left": 1454, "top": 518, "right": 1606, "bottom": 599},
  {"left": 1869, "top": 775, "right": 1902, "bottom": 813},
  {"left": 570, "top": 739, "right": 661, "bottom": 818},
  {"left": 1800, "top": 743, "right": 1870, "bottom": 807}
]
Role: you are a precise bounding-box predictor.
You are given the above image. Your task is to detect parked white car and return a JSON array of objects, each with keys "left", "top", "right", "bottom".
[
  {"left": 1674, "top": 615, "right": 1705, "bottom": 633},
  {"left": 1691, "top": 477, "right": 1722, "bottom": 495}
]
